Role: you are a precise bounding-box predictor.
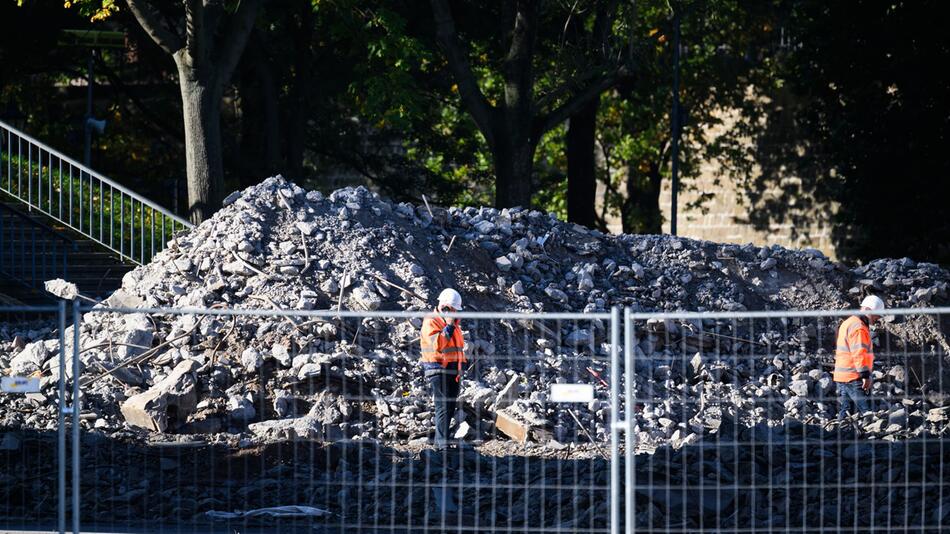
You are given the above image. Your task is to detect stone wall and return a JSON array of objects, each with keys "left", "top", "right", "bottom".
[
  {"left": 599, "top": 105, "right": 840, "bottom": 259},
  {"left": 657, "top": 164, "right": 838, "bottom": 259}
]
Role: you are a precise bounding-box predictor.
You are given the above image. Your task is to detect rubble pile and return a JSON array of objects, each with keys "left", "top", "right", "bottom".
[{"left": 0, "top": 176, "right": 948, "bottom": 450}]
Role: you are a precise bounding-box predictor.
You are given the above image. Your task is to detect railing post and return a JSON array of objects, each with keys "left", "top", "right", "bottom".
[{"left": 0, "top": 120, "right": 193, "bottom": 267}]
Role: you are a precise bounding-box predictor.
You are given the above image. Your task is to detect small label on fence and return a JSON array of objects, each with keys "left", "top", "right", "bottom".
[
  {"left": 1, "top": 376, "right": 40, "bottom": 394},
  {"left": 550, "top": 383, "right": 594, "bottom": 403}
]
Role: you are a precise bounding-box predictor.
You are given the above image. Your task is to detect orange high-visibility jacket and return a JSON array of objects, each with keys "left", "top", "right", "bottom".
[
  {"left": 420, "top": 312, "right": 467, "bottom": 370},
  {"left": 833, "top": 315, "right": 873, "bottom": 383}
]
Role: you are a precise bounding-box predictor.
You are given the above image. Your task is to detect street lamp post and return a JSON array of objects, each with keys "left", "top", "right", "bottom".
[{"left": 669, "top": 11, "right": 682, "bottom": 236}]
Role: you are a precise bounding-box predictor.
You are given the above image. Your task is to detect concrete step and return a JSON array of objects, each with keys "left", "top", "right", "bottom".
[{"left": 0, "top": 198, "right": 135, "bottom": 303}]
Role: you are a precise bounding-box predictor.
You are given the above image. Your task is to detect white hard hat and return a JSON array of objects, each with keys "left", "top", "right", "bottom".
[
  {"left": 860, "top": 294, "right": 885, "bottom": 312},
  {"left": 438, "top": 288, "right": 463, "bottom": 310}
]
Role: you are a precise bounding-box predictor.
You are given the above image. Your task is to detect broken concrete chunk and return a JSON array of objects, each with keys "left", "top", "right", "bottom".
[
  {"left": 44, "top": 279, "right": 79, "bottom": 300},
  {"left": 349, "top": 285, "right": 381, "bottom": 311},
  {"left": 120, "top": 359, "right": 199, "bottom": 432},
  {"left": 564, "top": 329, "right": 594, "bottom": 347},
  {"left": 495, "top": 409, "right": 529, "bottom": 443},
  {"left": 511, "top": 280, "right": 525, "bottom": 295},
  {"left": 222, "top": 261, "right": 254, "bottom": 276},
  {"left": 474, "top": 220, "right": 495, "bottom": 234},
  {"left": 115, "top": 314, "right": 154, "bottom": 359},
  {"left": 494, "top": 405, "right": 549, "bottom": 443},
  {"left": 10, "top": 341, "right": 48, "bottom": 375},
  {"left": 100, "top": 288, "right": 145, "bottom": 309},
  {"left": 228, "top": 394, "right": 257, "bottom": 421},
  {"left": 789, "top": 379, "right": 810, "bottom": 397},
  {"left": 492, "top": 375, "right": 521, "bottom": 411},
  {"left": 270, "top": 343, "right": 292, "bottom": 367},
  {"left": 241, "top": 347, "right": 263, "bottom": 373},
  {"left": 248, "top": 417, "right": 323, "bottom": 441},
  {"left": 222, "top": 190, "right": 242, "bottom": 206},
  {"left": 295, "top": 221, "right": 319, "bottom": 236},
  {"left": 544, "top": 286, "right": 569, "bottom": 303}
]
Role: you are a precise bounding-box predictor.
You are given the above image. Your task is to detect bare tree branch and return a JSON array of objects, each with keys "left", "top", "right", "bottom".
[
  {"left": 537, "top": 68, "right": 624, "bottom": 135},
  {"left": 214, "top": 0, "right": 263, "bottom": 88},
  {"left": 125, "top": 0, "right": 184, "bottom": 56},
  {"left": 538, "top": 0, "right": 625, "bottom": 135},
  {"left": 93, "top": 55, "right": 185, "bottom": 143},
  {"left": 430, "top": 0, "right": 497, "bottom": 146}
]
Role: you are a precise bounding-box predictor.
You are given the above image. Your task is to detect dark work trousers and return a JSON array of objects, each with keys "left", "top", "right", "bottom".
[
  {"left": 426, "top": 369, "right": 461, "bottom": 448},
  {"left": 837, "top": 380, "right": 870, "bottom": 421}
]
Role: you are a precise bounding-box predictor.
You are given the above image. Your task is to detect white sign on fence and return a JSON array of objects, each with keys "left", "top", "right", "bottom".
[
  {"left": 550, "top": 383, "right": 594, "bottom": 403},
  {"left": 1, "top": 376, "right": 41, "bottom": 394}
]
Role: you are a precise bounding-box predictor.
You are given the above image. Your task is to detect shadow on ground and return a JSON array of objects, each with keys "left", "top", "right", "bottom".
[{"left": 2, "top": 419, "right": 949, "bottom": 533}]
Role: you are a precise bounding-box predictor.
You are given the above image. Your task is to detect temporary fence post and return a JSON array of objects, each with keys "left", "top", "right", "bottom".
[
  {"left": 71, "top": 300, "right": 81, "bottom": 534},
  {"left": 610, "top": 306, "right": 621, "bottom": 534},
  {"left": 624, "top": 307, "right": 635, "bottom": 534},
  {"left": 57, "top": 300, "right": 66, "bottom": 534}
]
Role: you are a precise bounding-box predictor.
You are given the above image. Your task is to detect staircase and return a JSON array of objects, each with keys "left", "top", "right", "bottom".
[
  {"left": 0, "top": 120, "right": 192, "bottom": 304},
  {"left": 0, "top": 200, "right": 133, "bottom": 303}
]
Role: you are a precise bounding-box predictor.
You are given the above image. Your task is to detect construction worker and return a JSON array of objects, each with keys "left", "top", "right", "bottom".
[
  {"left": 420, "top": 288, "right": 467, "bottom": 449},
  {"left": 833, "top": 294, "right": 885, "bottom": 422}
]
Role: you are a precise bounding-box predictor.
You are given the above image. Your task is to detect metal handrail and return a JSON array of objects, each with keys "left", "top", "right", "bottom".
[{"left": 0, "top": 119, "right": 193, "bottom": 265}]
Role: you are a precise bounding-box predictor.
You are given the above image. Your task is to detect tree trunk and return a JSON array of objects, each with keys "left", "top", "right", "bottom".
[
  {"left": 179, "top": 72, "right": 224, "bottom": 224},
  {"left": 494, "top": 133, "right": 536, "bottom": 208},
  {"left": 622, "top": 160, "right": 663, "bottom": 234},
  {"left": 566, "top": 98, "right": 599, "bottom": 227}
]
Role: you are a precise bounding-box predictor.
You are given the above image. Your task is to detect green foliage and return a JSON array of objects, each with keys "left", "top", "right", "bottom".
[
  {"left": 311, "top": 2, "right": 496, "bottom": 206},
  {"left": 11, "top": 0, "right": 945, "bottom": 263},
  {"left": 62, "top": 0, "right": 117, "bottom": 22},
  {"left": 590, "top": 0, "right": 780, "bottom": 233},
  {"left": 533, "top": 124, "right": 568, "bottom": 221}
]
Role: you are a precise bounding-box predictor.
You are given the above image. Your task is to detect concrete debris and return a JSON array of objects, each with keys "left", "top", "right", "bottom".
[
  {"left": 44, "top": 278, "right": 79, "bottom": 300},
  {"left": 227, "top": 394, "right": 256, "bottom": 421},
  {"left": 491, "top": 375, "right": 520, "bottom": 412},
  {"left": 9, "top": 341, "right": 48, "bottom": 376},
  {"left": 0, "top": 177, "right": 948, "bottom": 459},
  {"left": 494, "top": 408, "right": 530, "bottom": 443},
  {"left": 240, "top": 347, "right": 263, "bottom": 373},
  {"left": 120, "top": 360, "right": 200, "bottom": 432},
  {"left": 248, "top": 416, "right": 323, "bottom": 441}
]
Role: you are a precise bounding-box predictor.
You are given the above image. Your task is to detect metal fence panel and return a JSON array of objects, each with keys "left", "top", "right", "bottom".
[
  {"left": 0, "top": 303, "right": 68, "bottom": 533},
  {"left": 2, "top": 303, "right": 949, "bottom": 533},
  {"left": 621, "top": 307, "right": 950, "bottom": 533},
  {"left": 70, "top": 306, "right": 615, "bottom": 533}
]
